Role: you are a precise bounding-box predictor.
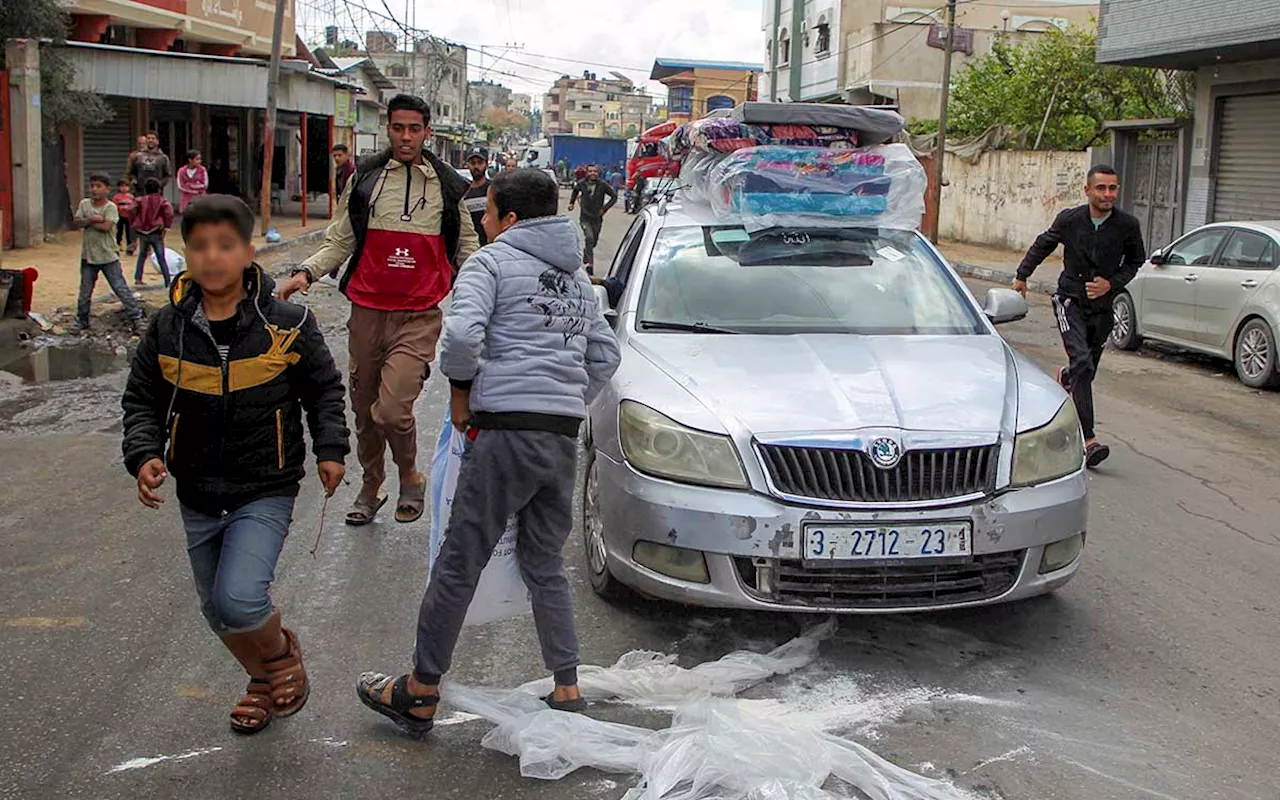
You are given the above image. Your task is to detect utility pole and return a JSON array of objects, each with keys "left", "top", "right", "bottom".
[
  {"left": 260, "top": 0, "right": 287, "bottom": 236},
  {"left": 925, "top": 0, "right": 957, "bottom": 244}
]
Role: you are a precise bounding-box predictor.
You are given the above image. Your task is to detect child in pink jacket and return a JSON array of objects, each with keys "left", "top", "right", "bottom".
[{"left": 177, "top": 149, "right": 209, "bottom": 213}]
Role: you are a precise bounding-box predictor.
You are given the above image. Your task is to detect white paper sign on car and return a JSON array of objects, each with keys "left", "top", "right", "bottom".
[{"left": 428, "top": 414, "right": 531, "bottom": 626}]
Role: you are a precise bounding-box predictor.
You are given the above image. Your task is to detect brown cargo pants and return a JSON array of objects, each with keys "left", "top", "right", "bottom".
[{"left": 346, "top": 304, "right": 443, "bottom": 494}]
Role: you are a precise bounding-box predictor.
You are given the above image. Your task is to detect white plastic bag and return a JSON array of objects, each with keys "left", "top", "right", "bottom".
[
  {"left": 149, "top": 247, "right": 185, "bottom": 279},
  {"left": 427, "top": 412, "right": 530, "bottom": 626}
]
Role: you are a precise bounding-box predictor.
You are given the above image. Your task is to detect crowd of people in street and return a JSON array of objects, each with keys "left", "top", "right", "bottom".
[{"left": 117, "top": 93, "right": 621, "bottom": 737}]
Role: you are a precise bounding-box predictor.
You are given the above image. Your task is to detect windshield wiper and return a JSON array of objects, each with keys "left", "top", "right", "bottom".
[{"left": 638, "top": 320, "right": 742, "bottom": 335}]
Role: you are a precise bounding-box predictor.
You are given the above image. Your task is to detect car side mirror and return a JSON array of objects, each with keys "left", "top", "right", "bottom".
[
  {"left": 1149, "top": 249, "right": 1164, "bottom": 266},
  {"left": 592, "top": 284, "right": 618, "bottom": 329},
  {"left": 983, "top": 287, "right": 1028, "bottom": 325}
]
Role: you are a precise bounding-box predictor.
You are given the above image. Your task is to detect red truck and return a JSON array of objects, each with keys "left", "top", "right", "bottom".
[{"left": 626, "top": 121, "right": 680, "bottom": 191}]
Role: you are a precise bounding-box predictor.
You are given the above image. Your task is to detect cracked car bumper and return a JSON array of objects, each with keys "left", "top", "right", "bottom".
[{"left": 595, "top": 450, "right": 1088, "bottom": 613}]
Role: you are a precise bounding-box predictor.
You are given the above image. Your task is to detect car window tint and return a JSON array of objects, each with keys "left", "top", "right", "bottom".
[
  {"left": 635, "top": 226, "right": 985, "bottom": 335},
  {"left": 1165, "top": 230, "right": 1228, "bottom": 266},
  {"left": 1219, "top": 230, "right": 1276, "bottom": 270}
]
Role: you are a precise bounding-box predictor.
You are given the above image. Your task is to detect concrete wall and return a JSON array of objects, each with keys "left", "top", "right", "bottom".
[
  {"left": 938, "top": 149, "right": 1089, "bottom": 250},
  {"left": 1184, "top": 58, "right": 1280, "bottom": 232}
]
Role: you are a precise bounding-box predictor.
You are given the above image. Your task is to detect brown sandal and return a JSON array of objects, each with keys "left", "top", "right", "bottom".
[
  {"left": 345, "top": 490, "right": 388, "bottom": 526},
  {"left": 229, "top": 679, "right": 273, "bottom": 734},
  {"left": 263, "top": 627, "right": 310, "bottom": 717},
  {"left": 394, "top": 478, "right": 427, "bottom": 524}
]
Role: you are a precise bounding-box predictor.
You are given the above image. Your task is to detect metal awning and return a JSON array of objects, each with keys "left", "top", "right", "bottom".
[{"left": 59, "top": 41, "right": 360, "bottom": 115}]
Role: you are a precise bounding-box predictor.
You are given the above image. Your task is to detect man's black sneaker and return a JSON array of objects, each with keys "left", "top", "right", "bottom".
[{"left": 1085, "top": 442, "right": 1111, "bottom": 469}]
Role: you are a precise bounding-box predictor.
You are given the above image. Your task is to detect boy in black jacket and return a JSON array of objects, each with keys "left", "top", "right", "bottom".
[
  {"left": 1015, "top": 165, "right": 1146, "bottom": 469},
  {"left": 122, "top": 195, "right": 349, "bottom": 735}
]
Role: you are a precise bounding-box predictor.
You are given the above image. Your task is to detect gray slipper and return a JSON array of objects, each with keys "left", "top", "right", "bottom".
[
  {"left": 345, "top": 490, "right": 388, "bottom": 526},
  {"left": 395, "top": 479, "right": 427, "bottom": 524}
]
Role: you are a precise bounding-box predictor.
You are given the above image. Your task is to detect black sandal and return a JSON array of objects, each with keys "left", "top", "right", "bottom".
[
  {"left": 542, "top": 688, "right": 588, "bottom": 713},
  {"left": 356, "top": 672, "right": 439, "bottom": 737}
]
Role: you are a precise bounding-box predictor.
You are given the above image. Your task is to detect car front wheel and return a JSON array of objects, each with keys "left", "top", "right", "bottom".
[
  {"left": 581, "top": 448, "right": 629, "bottom": 599},
  {"left": 1235, "top": 318, "right": 1280, "bottom": 389},
  {"left": 1110, "top": 292, "right": 1142, "bottom": 351}
]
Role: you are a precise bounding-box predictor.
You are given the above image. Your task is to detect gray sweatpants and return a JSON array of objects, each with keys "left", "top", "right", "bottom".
[{"left": 413, "top": 428, "right": 580, "bottom": 684}]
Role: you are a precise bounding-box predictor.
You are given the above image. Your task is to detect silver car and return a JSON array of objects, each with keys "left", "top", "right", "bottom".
[
  {"left": 582, "top": 202, "right": 1089, "bottom": 614},
  {"left": 1110, "top": 222, "right": 1280, "bottom": 389}
]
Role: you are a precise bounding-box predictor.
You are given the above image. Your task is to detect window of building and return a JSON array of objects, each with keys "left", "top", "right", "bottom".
[
  {"left": 443, "top": 104, "right": 451, "bottom": 117},
  {"left": 778, "top": 28, "right": 791, "bottom": 66},
  {"left": 816, "top": 15, "right": 831, "bottom": 54},
  {"left": 390, "top": 64, "right": 408, "bottom": 77},
  {"left": 579, "top": 102, "right": 592, "bottom": 111},
  {"left": 705, "top": 95, "right": 735, "bottom": 112},
  {"left": 669, "top": 85, "right": 693, "bottom": 115},
  {"left": 580, "top": 122, "right": 596, "bottom": 130}
]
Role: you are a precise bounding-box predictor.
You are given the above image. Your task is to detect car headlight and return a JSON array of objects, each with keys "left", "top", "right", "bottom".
[
  {"left": 619, "top": 401, "right": 748, "bottom": 489},
  {"left": 1011, "top": 400, "right": 1084, "bottom": 486}
]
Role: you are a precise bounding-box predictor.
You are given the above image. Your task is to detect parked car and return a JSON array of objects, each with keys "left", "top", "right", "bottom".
[
  {"left": 581, "top": 202, "right": 1089, "bottom": 614},
  {"left": 1110, "top": 221, "right": 1280, "bottom": 388}
]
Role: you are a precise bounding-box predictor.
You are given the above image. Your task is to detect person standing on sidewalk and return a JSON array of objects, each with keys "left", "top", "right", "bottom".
[
  {"left": 113, "top": 178, "right": 138, "bottom": 256},
  {"left": 278, "top": 94, "right": 480, "bottom": 527},
  {"left": 356, "top": 168, "right": 621, "bottom": 736},
  {"left": 1015, "top": 164, "right": 1145, "bottom": 469},
  {"left": 463, "top": 145, "right": 492, "bottom": 246},
  {"left": 129, "top": 131, "right": 173, "bottom": 191},
  {"left": 122, "top": 195, "right": 349, "bottom": 735},
  {"left": 74, "top": 173, "right": 144, "bottom": 333},
  {"left": 567, "top": 164, "right": 616, "bottom": 273},
  {"left": 177, "top": 150, "right": 210, "bottom": 213},
  {"left": 333, "top": 144, "right": 357, "bottom": 198}
]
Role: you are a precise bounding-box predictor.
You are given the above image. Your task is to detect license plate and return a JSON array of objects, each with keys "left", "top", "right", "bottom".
[{"left": 803, "top": 522, "right": 971, "bottom": 561}]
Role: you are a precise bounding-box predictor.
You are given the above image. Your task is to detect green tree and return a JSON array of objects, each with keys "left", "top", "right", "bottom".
[
  {"left": 945, "top": 25, "right": 1193, "bottom": 150},
  {"left": 0, "top": 0, "right": 113, "bottom": 138}
]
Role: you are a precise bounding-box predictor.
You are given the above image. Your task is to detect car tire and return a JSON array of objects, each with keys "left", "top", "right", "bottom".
[
  {"left": 1110, "top": 292, "right": 1142, "bottom": 351},
  {"left": 1234, "top": 318, "right": 1280, "bottom": 390},
  {"left": 581, "top": 447, "right": 630, "bottom": 600}
]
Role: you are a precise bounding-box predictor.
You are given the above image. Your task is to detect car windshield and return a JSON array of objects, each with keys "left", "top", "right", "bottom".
[{"left": 635, "top": 226, "right": 985, "bottom": 335}]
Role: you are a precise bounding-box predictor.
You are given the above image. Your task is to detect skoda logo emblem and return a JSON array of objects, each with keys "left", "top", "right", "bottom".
[{"left": 870, "top": 437, "right": 902, "bottom": 469}]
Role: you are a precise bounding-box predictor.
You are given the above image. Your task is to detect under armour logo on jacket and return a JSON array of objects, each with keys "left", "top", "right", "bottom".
[{"left": 396, "top": 248, "right": 411, "bottom": 257}]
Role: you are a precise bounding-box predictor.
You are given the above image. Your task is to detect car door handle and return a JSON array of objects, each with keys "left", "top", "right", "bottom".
[
  {"left": 1183, "top": 274, "right": 1198, "bottom": 282},
  {"left": 1241, "top": 279, "right": 1259, "bottom": 288}
]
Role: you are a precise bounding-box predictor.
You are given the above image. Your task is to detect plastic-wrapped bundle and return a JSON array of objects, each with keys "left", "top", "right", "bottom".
[
  {"left": 708, "top": 143, "right": 927, "bottom": 232},
  {"left": 678, "top": 150, "right": 727, "bottom": 206}
]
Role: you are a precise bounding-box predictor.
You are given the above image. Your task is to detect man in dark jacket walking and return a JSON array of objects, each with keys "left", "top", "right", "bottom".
[
  {"left": 568, "top": 164, "right": 617, "bottom": 272},
  {"left": 279, "top": 94, "right": 480, "bottom": 527},
  {"left": 1015, "top": 164, "right": 1146, "bottom": 468}
]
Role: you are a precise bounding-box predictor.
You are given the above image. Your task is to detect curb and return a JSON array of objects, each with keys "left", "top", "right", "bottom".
[
  {"left": 257, "top": 227, "right": 326, "bottom": 254},
  {"left": 950, "top": 261, "right": 1057, "bottom": 295}
]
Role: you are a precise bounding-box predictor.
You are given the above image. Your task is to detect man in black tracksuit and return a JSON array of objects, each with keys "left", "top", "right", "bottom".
[
  {"left": 1016, "top": 164, "right": 1146, "bottom": 469},
  {"left": 568, "top": 164, "right": 617, "bottom": 272}
]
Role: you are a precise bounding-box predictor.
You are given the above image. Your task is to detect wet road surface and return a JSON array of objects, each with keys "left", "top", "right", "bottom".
[{"left": 1, "top": 212, "right": 1277, "bottom": 800}]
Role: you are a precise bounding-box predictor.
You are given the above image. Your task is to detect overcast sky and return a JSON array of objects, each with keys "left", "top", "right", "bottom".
[{"left": 298, "top": 0, "right": 766, "bottom": 103}]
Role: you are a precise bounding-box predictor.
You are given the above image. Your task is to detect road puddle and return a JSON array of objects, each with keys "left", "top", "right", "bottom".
[{"left": 0, "top": 345, "right": 128, "bottom": 384}]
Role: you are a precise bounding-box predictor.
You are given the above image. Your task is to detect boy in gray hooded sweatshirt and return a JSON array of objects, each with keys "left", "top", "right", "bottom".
[{"left": 358, "top": 168, "right": 621, "bottom": 735}]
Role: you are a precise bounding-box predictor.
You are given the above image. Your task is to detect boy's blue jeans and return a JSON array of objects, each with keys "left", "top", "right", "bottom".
[
  {"left": 76, "top": 260, "right": 143, "bottom": 328},
  {"left": 134, "top": 231, "right": 169, "bottom": 285},
  {"left": 181, "top": 496, "right": 294, "bottom": 635}
]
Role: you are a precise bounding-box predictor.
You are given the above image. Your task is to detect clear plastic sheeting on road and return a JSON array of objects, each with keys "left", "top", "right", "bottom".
[
  {"left": 444, "top": 618, "right": 979, "bottom": 800},
  {"left": 515, "top": 617, "right": 835, "bottom": 706}
]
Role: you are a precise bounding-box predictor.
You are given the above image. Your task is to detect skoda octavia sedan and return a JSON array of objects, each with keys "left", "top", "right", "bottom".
[{"left": 581, "top": 203, "right": 1088, "bottom": 613}]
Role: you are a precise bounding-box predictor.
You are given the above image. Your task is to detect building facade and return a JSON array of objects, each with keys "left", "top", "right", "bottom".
[
  {"left": 542, "top": 72, "right": 653, "bottom": 138},
  {"left": 467, "top": 80, "right": 514, "bottom": 124},
  {"left": 1097, "top": 0, "right": 1280, "bottom": 232},
  {"left": 362, "top": 33, "right": 469, "bottom": 163},
  {"left": 510, "top": 94, "right": 533, "bottom": 116},
  {"left": 650, "top": 59, "right": 763, "bottom": 122},
  {"left": 3, "top": 0, "right": 367, "bottom": 247},
  {"left": 758, "top": 1, "right": 1096, "bottom": 121}
]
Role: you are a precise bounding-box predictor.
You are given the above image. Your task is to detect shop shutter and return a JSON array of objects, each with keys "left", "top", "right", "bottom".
[
  {"left": 82, "top": 98, "right": 133, "bottom": 186},
  {"left": 1213, "top": 92, "right": 1280, "bottom": 223}
]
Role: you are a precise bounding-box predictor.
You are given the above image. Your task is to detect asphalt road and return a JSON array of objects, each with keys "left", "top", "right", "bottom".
[{"left": 1, "top": 205, "right": 1278, "bottom": 800}]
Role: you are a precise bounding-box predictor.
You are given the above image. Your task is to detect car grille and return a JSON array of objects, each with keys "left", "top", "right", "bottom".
[
  {"left": 757, "top": 443, "right": 999, "bottom": 503},
  {"left": 734, "top": 551, "right": 1024, "bottom": 609}
]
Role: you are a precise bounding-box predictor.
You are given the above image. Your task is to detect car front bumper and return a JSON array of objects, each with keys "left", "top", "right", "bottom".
[{"left": 595, "top": 450, "right": 1087, "bottom": 614}]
